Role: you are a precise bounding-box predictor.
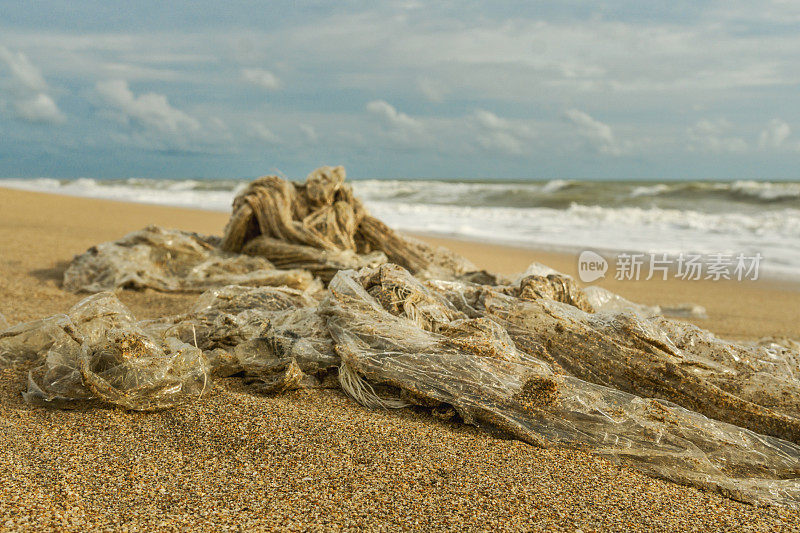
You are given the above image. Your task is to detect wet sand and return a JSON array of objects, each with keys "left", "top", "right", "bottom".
[{"left": 1, "top": 187, "right": 798, "bottom": 531}]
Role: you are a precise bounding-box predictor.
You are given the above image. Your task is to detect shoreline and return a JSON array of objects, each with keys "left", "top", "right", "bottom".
[
  {"left": 1, "top": 185, "right": 798, "bottom": 340},
  {"left": 2, "top": 180, "right": 798, "bottom": 282}
]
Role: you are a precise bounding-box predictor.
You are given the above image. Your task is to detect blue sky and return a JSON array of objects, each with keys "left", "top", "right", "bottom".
[{"left": 1, "top": 1, "right": 799, "bottom": 180}]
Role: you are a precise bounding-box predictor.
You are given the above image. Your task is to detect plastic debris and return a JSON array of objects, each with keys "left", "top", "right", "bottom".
[
  {"left": 221, "top": 166, "right": 482, "bottom": 281},
  {"left": 64, "top": 225, "right": 318, "bottom": 293},
  {"left": 429, "top": 276, "right": 800, "bottom": 443},
  {"left": 1, "top": 167, "right": 798, "bottom": 508},
  {"left": 5, "top": 293, "right": 210, "bottom": 410},
  {"left": 324, "top": 266, "right": 800, "bottom": 509}
]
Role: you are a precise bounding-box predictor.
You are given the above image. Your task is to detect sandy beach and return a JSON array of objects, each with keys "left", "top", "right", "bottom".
[{"left": 1, "top": 187, "right": 799, "bottom": 531}]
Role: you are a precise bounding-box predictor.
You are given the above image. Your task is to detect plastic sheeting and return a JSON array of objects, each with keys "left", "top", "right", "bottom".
[
  {"left": 64, "top": 225, "right": 319, "bottom": 293},
  {"left": 4, "top": 262, "right": 800, "bottom": 508},
  {"left": 146, "top": 285, "right": 339, "bottom": 390},
  {"left": 3, "top": 293, "right": 209, "bottom": 410},
  {"left": 427, "top": 276, "right": 800, "bottom": 444},
  {"left": 0, "top": 287, "right": 339, "bottom": 408},
  {"left": 323, "top": 266, "right": 800, "bottom": 508}
]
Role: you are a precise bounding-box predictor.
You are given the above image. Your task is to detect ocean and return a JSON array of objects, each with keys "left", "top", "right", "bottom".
[{"left": 2, "top": 177, "right": 799, "bottom": 279}]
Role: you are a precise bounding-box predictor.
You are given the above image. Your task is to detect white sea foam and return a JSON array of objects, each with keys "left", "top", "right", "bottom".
[
  {"left": 730, "top": 180, "right": 800, "bottom": 201},
  {"left": 630, "top": 184, "right": 672, "bottom": 197},
  {"left": 0, "top": 177, "right": 239, "bottom": 211},
  {"left": 366, "top": 200, "right": 800, "bottom": 277}
]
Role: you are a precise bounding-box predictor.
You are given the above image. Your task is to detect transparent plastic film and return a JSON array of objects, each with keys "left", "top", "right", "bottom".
[{"left": 323, "top": 267, "right": 800, "bottom": 508}]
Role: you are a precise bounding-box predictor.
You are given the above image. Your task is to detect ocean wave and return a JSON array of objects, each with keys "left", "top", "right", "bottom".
[
  {"left": 627, "top": 180, "right": 800, "bottom": 203},
  {"left": 350, "top": 179, "right": 577, "bottom": 208},
  {"left": 7, "top": 176, "right": 798, "bottom": 207},
  {"left": 0, "top": 177, "right": 239, "bottom": 211},
  {"left": 368, "top": 201, "right": 800, "bottom": 277},
  {"left": 630, "top": 184, "right": 673, "bottom": 198},
  {"left": 730, "top": 180, "right": 800, "bottom": 201}
]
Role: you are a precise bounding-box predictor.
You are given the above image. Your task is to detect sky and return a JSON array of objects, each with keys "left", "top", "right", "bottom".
[{"left": 1, "top": 1, "right": 799, "bottom": 180}]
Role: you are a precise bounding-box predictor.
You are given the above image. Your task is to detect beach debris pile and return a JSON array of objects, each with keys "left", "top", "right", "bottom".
[{"left": 2, "top": 166, "right": 800, "bottom": 509}]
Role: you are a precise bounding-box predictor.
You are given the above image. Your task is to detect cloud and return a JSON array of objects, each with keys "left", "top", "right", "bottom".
[
  {"left": 564, "top": 109, "right": 623, "bottom": 155},
  {"left": 14, "top": 93, "right": 65, "bottom": 123},
  {"left": 92, "top": 79, "right": 235, "bottom": 153},
  {"left": 249, "top": 122, "right": 281, "bottom": 143},
  {"left": 366, "top": 100, "right": 423, "bottom": 132},
  {"left": 687, "top": 119, "right": 747, "bottom": 153},
  {"left": 299, "top": 123, "right": 317, "bottom": 143},
  {"left": 0, "top": 46, "right": 46, "bottom": 91},
  {"left": 4, "top": 5, "right": 800, "bottom": 176},
  {"left": 96, "top": 79, "right": 200, "bottom": 134},
  {"left": 0, "top": 45, "right": 65, "bottom": 124},
  {"left": 241, "top": 68, "right": 281, "bottom": 90},
  {"left": 758, "top": 118, "right": 791, "bottom": 149},
  {"left": 472, "top": 109, "right": 533, "bottom": 155}
]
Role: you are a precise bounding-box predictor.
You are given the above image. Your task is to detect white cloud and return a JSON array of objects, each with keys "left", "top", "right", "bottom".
[
  {"left": 366, "top": 100, "right": 423, "bottom": 131},
  {"left": 472, "top": 109, "right": 533, "bottom": 155},
  {"left": 0, "top": 46, "right": 46, "bottom": 91},
  {"left": 241, "top": 68, "right": 281, "bottom": 90},
  {"left": 249, "top": 122, "right": 281, "bottom": 143},
  {"left": 758, "top": 118, "right": 791, "bottom": 149},
  {"left": 299, "top": 123, "right": 317, "bottom": 143},
  {"left": 96, "top": 79, "right": 200, "bottom": 134},
  {"left": 4, "top": 6, "right": 800, "bottom": 173},
  {"left": 14, "top": 93, "right": 65, "bottom": 123},
  {"left": 687, "top": 119, "right": 747, "bottom": 153},
  {"left": 0, "top": 45, "right": 65, "bottom": 124},
  {"left": 565, "top": 109, "right": 623, "bottom": 155},
  {"left": 91, "top": 79, "right": 236, "bottom": 153}
]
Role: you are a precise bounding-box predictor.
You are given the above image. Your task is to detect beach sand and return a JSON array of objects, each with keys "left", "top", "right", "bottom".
[{"left": 1, "top": 187, "right": 798, "bottom": 531}]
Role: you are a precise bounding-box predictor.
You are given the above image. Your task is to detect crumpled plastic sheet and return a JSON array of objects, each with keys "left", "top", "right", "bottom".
[
  {"left": 2, "top": 293, "right": 209, "bottom": 410},
  {"left": 63, "top": 225, "right": 319, "bottom": 293},
  {"left": 427, "top": 277, "right": 800, "bottom": 444},
  {"left": 146, "top": 285, "right": 339, "bottom": 390},
  {"left": 0, "top": 284, "right": 340, "bottom": 408},
  {"left": 3, "top": 262, "right": 800, "bottom": 507},
  {"left": 241, "top": 235, "right": 388, "bottom": 283},
  {"left": 322, "top": 266, "right": 800, "bottom": 508}
]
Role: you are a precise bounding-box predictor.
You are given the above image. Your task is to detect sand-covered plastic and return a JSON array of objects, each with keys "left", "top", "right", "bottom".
[
  {"left": 64, "top": 225, "right": 318, "bottom": 293},
  {"left": 2, "top": 166, "right": 800, "bottom": 509}
]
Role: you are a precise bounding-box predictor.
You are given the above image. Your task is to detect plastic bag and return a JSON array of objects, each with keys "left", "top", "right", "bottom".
[
  {"left": 426, "top": 276, "right": 800, "bottom": 444},
  {"left": 145, "top": 285, "right": 339, "bottom": 387},
  {"left": 11, "top": 167, "right": 800, "bottom": 509}
]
